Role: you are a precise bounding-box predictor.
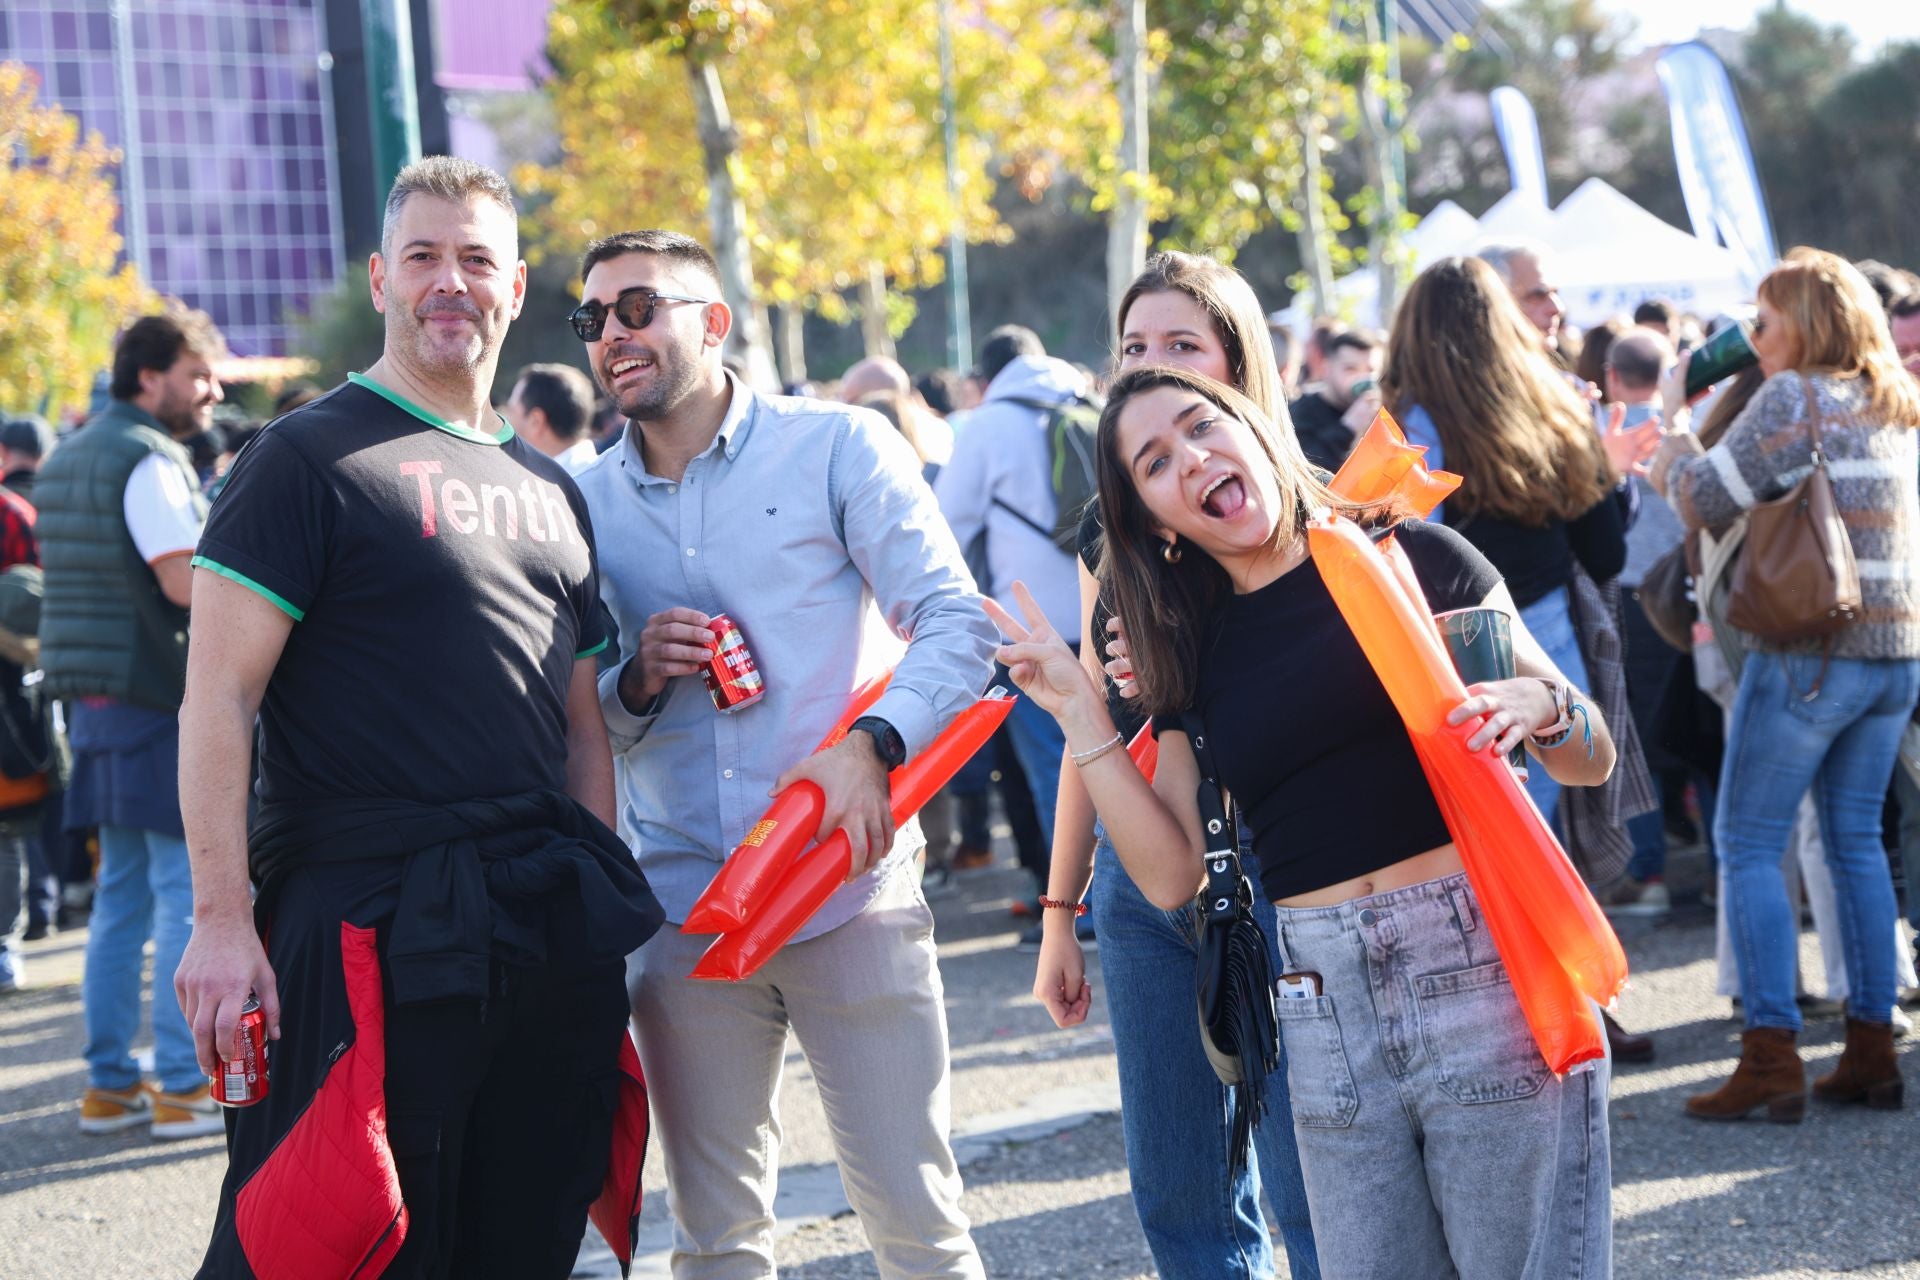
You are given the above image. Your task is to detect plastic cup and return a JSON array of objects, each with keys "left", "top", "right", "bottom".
[
  {"left": 1434, "top": 607, "right": 1528, "bottom": 780},
  {"left": 1685, "top": 317, "right": 1759, "bottom": 400}
]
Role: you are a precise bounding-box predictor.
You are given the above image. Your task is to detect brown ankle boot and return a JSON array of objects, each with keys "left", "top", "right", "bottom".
[
  {"left": 1812, "top": 1017, "right": 1903, "bottom": 1109},
  {"left": 1686, "top": 1027, "right": 1806, "bottom": 1123}
]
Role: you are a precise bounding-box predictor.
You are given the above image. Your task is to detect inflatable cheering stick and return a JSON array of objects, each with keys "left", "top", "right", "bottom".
[
  {"left": 681, "top": 669, "right": 893, "bottom": 934},
  {"left": 1307, "top": 514, "right": 1627, "bottom": 1072},
  {"left": 690, "top": 690, "right": 1017, "bottom": 982},
  {"left": 1329, "top": 409, "right": 1461, "bottom": 519},
  {"left": 1127, "top": 722, "right": 1158, "bottom": 785}
]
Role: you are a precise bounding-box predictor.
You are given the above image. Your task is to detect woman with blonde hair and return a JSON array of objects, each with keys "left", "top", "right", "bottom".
[
  {"left": 1381, "top": 256, "right": 1628, "bottom": 824},
  {"left": 998, "top": 363, "right": 1617, "bottom": 1277},
  {"left": 1651, "top": 248, "right": 1920, "bottom": 1121},
  {"left": 1033, "top": 250, "right": 1319, "bottom": 1278}
]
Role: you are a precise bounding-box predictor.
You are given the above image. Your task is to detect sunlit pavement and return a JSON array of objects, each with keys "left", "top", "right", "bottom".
[{"left": 3, "top": 841, "right": 1917, "bottom": 1279}]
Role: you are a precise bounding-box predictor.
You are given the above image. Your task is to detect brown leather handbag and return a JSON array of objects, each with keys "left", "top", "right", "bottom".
[{"left": 1724, "top": 380, "right": 1861, "bottom": 643}]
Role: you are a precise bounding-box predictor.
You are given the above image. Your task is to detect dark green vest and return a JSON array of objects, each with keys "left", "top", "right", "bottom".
[{"left": 37, "top": 400, "right": 207, "bottom": 711}]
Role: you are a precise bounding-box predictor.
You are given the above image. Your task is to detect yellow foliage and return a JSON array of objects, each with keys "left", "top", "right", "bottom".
[
  {"left": 0, "top": 63, "right": 152, "bottom": 422},
  {"left": 522, "top": 0, "right": 1115, "bottom": 317}
]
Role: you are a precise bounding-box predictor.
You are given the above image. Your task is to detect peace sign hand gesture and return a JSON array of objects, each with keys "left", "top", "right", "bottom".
[{"left": 982, "top": 582, "right": 1101, "bottom": 723}]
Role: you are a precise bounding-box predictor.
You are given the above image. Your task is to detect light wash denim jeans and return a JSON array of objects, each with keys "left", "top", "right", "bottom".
[
  {"left": 1089, "top": 826, "right": 1318, "bottom": 1280},
  {"left": 1718, "top": 652, "right": 1920, "bottom": 1031},
  {"left": 1272, "top": 872, "right": 1612, "bottom": 1279},
  {"left": 82, "top": 823, "right": 202, "bottom": 1094},
  {"left": 1518, "top": 585, "right": 1592, "bottom": 827}
]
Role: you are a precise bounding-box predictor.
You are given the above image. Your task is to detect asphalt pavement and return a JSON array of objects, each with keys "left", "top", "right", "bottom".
[{"left": 3, "top": 839, "right": 1918, "bottom": 1279}]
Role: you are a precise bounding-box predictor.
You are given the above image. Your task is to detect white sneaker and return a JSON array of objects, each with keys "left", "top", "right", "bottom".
[
  {"left": 151, "top": 1083, "right": 226, "bottom": 1140},
  {"left": 1893, "top": 1006, "right": 1913, "bottom": 1039},
  {"left": 1602, "top": 878, "right": 1671, "bottom": 918}
]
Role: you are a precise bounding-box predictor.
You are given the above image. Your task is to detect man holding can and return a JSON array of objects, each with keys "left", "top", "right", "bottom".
[
  {"left": 174, "top": 158, "right": 663, "bottom": 1279},
  {"left": 569, "top": 229, "right": 996, "bottom": 1278}
]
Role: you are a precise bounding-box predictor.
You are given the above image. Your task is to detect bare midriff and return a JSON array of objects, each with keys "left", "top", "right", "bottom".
[{"left": 1273, "top": 843, "right": 1464, "bottom": 909}]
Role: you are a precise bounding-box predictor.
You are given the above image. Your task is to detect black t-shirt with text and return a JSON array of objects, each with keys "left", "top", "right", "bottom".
[
  {"left": 1154, "top": 519, "right": 1500, "bottom": 900},
  {"left": 194, "top": 375, "right": 608, "bottom": 807}
]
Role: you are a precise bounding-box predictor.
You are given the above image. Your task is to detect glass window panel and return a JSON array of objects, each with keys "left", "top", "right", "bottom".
[
  {"left": 15, "top": 13, "right": 47, "bottom": 50},
  {"left": 53, "top": 60, "right": 81, "bottom": 99},
  {"left": 260, "top": 204, "right": 277, "bottom": 235},
  {"left": 161, "top": 62, "right": 183, "bottom": 97},
  {"left": 86, "top": 59, "right": 113, "bottom": 99},
  {"left": 51, "top": 12, "right": 77, "bottom": 51},
  {"left": 87, "top": 12, "right": 111, "bottom": 50}
]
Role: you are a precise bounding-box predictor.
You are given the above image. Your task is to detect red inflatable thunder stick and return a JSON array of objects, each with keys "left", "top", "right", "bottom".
[
  {"left": 690, "top": 690, "right": 1017, "bottom": 982},
  {"left": 1126, "top": 722, "right": 1158, "bottom": 784},
  {"left": 1307, "top": 513, "right": 1627, "bottom": 1073},
  {"left": 681, "top": 670, "right": 894, "bottom": 934}
]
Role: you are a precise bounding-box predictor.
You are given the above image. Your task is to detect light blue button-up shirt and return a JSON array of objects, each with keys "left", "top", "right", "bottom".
[{"left": 574, "top": 374, "right": 998, "bottom": 940}]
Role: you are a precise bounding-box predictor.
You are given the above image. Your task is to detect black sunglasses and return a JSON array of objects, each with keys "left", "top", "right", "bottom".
[{"left": 569, "top": 288, "right": 712, "bottom": 342}]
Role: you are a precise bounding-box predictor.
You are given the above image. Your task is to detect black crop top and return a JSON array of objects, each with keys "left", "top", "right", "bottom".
[{"left": 1153, "top": 519, "right": 1501, "bottom": 901}]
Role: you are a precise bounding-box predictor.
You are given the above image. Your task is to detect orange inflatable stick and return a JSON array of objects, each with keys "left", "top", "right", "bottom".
[
  {"left": 1308, "top": 516, "right": 1627, "bottom": 1012},
  {"left": 1327, "top": 409, "right": 1461, "bottom": 520},
  {"left": 1126, "top": 722, "right": 1158, "bottom": 785},
  {"left": 690, "top": 693, "right": 1016, "bottom": 981},
  {"left": 1331, "top": 410, "right": 1424, "bottom": 504},
  {"left": 682, "top": 669, "right": 894, "bottom": 934},
  {"left": 1411, "top": 732, "right": 1606, "bottom": 1072}
]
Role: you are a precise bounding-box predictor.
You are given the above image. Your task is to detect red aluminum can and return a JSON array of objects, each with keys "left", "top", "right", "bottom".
[
  {"left": 213, "top": 997, "right": 269, "bottom": 1108},
  {"left": 702, "top": 613, "right": 766, "bottom": 713}
]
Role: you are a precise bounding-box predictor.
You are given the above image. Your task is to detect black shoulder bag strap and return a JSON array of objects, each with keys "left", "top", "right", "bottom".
[{"left": 1181, "top": 710, "right": 1280, "bottom": 1176}]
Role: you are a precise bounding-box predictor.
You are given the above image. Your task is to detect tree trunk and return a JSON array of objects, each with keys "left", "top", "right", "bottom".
[
  {"left": 1358, "top": 0, "right": 1404, "bottom": 322},
  {"left": 858, "top": 262, "right": 895, "bottom": 359},
  {"left": 686, "top": 54, "right": 779, "bottom": 391},
  {"left": 1105, "top": 0, "right": 1150, "bottom": 330},
  {"left": 776, "top": 305, "right": 807, "bottom": 386},
  {"left": 1296, "top": 107, "right": 1336, "bottom": 319}
]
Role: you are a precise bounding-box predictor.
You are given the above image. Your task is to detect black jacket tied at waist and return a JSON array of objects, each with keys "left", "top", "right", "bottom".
[{"left": 250, "top": 788, "right": 665, "bottom": 1006}]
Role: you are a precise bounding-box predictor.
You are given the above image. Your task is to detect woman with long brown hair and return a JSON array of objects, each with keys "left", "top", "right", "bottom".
[
  {"left": 994, "top": 363, "right": 1617, "bottom": 1277},
  {"left": 1033, "top": 251, "right": 1318, "bottom": 1279},
  {"left": 1650, "top": 248, "right": 1920, "bottom": 1121},
  {"left": 1381, "top": 256, "right": 1627, "bottom": 826}
]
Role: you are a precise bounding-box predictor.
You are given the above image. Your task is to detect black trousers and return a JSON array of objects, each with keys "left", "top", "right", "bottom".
[{"left": 197, "top": 865, "right": 630, "bottom": 1280}]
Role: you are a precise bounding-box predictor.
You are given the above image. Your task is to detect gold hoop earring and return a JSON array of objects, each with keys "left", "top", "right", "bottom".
[{"left": 1161, "top": 540, "right": 1182, "bottom": 565}]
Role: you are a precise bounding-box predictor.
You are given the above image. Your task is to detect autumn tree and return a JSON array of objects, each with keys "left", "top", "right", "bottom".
[
  {"left": 0, "top": 63, "right": 151, "bottom": 422},
  {"left": 523, "top": 0, "right": 1114, "bottom": 376}
]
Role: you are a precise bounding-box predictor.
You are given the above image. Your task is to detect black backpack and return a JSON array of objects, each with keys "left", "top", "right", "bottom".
[{"left": 989, "top": 395, "right": 1102, "bottom": 555}]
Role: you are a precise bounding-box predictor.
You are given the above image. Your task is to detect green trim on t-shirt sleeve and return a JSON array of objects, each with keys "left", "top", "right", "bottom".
[
  {"left": 348, "top": 371, "right": 515, "bottom": 446},
  {"left": 190, "top": 556, "right": 307, "bottom": 621},
  {"left": 575, "top": 637, "right": 609, "bottom": 660}
]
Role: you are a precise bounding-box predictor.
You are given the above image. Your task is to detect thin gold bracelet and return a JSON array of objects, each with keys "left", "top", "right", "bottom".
[{"left": 1071, "top": 731, "right": 1124, "bottom": 767}]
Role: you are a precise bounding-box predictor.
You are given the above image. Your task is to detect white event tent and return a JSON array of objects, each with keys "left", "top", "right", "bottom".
[{"left": 1269, "top": 179, "right": 1751, "bottom": 334}]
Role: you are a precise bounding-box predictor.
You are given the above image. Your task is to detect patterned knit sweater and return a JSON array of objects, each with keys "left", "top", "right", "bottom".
[{"left": 1654, "top": 370, "right": 1920, "bottom": 659}]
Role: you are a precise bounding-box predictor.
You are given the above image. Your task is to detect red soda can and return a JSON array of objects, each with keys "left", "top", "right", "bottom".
[
  {"left": 213, "top": 997, "right": 269, "bottom": 1108},
  {"left": 702, "top": 613, "right": 766, "bottom": 713}
]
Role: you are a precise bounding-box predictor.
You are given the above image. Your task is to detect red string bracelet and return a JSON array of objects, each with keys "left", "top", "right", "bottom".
[{"left": 1038, "top": 896, "right": 1089, "bottom": 917}]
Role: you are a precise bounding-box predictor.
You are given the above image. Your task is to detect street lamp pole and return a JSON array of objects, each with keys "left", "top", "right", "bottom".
[
  {"left": 938, "top": 0, "right": 972, "bottom": 374},
  {"left": 360, "top": 0, "right": 421, "bottom": 209}
]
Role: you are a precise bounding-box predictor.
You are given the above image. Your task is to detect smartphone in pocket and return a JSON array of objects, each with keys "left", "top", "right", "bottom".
[{"left": 1277, "top": 970, "right": 1323, "bottom": 1000}]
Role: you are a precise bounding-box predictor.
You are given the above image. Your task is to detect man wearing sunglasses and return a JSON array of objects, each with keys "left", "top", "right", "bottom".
[
  {"left": 176, "top": 158, "right": 663, "bottom": 1279},
  {"left": 570, "top": 229, "right": 994, "bottom": 1279}
]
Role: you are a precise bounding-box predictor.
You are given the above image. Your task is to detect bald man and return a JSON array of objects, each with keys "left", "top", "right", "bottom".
[{"left": 840, "top": 357, "right": 952, "bottom": 466}]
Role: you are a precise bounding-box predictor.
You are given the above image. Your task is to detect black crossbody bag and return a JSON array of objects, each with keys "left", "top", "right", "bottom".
[{"left": 1181, "top": 711, "right": 1280, "bottom": 1173}]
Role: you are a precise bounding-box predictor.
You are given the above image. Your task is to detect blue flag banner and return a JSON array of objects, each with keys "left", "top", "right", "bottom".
[
  {"left": 1655, "top": 42, "right": 1778, "bottom": 290},
  {"left": 1490, "top": 85, "right": 1549, "bottom": 206}
]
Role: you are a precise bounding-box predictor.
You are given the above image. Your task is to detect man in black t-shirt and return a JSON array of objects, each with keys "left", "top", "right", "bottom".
[{"left": 175, "top": 158, "right": 661, "bottom": 1280}]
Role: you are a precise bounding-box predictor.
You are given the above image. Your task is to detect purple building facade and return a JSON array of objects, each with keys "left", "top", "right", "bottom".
[{"left": 2, "top": 0, "right": 343, "bottom": 358}]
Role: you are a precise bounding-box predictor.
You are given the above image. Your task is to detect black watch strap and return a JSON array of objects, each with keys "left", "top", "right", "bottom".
[{"left": 850, "top": 716, "right": 907, "bottom": 770}]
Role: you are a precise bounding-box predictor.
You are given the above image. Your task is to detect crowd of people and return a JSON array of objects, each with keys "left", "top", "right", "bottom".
[{"left": 2, "top": 154, "right": 1918, "bottom": 1279}]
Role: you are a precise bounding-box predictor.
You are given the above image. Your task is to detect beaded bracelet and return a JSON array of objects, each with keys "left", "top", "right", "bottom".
[{"left": 1038, "top": 895, "right": 1089, "bottom": 917}]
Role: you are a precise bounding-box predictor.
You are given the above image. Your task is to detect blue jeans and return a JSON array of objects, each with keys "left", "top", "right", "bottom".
[
  {"left": 1090, "top": 828, "right": 1319, "bottom": 1280},
  {"left": 1518, "top": 586, "right": 1591, "bottom": 826},
  {"left": 1718, "top": 653, "right": 1920, "bottom": 1031},
  {"left": 1003, "top": 689, "right": 1065, "bottom": 846},
  {"left": 82, "top": 823, "right": 201, "bottom": 1093}
]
